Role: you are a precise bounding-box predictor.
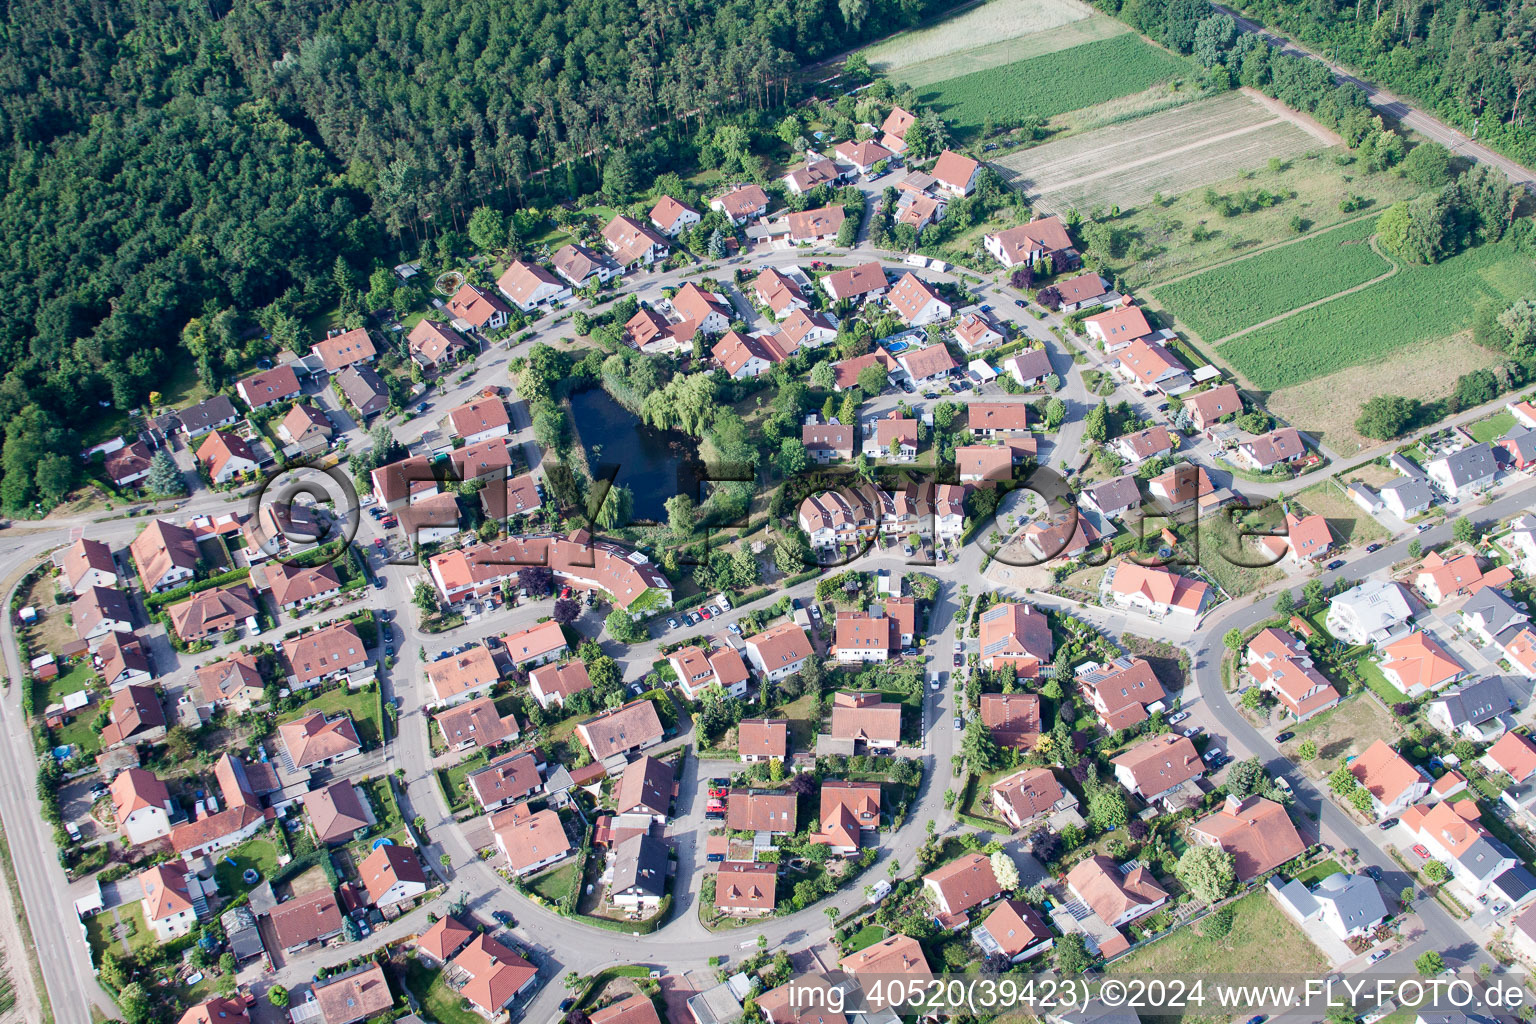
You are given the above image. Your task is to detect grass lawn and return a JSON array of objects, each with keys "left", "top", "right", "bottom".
[
  {"left": 1108, "top": 888, "right": 1326, "bottom": 978},
  {"left": 776, "top": 694, "right": 818, "bottom": 753},
  {"left": 527, "top": 861, "right": 579, "bottom": 904},
  {"left": 213, "top": 836, "right": 280, "bottom": 896},
  {"left": 283, "top": 685, "right": 382, "bottom": 750},
  {"left": 436, "top": 750, "right": 490, "bottom": 814},
  {"left": 86, "top": 903, "right": 155, "bottom": 959},
  {"left": 358, "top": 776, "right": 403, "bottom": 831},
  {"left": 1469, "top": 409, "right": 1516, "bottom": 444},
  {"left": 1294, "top": 482, "right": 1388, "bottom": 549},
  {"left": 1354, "top": 654, "right": 1409, "bottom": 705},
  {"left": 843, "top": 924, "right": 887, "bottom": 954},
  {"left": 1293, "top": 858, "right": 1343, "bottom": 885},
  {"left": 403, "top": 958, "right": 485, "bottom": 1024},
  {"left": 1195, "top": 508, "right": 1285, "bottom": 598}
]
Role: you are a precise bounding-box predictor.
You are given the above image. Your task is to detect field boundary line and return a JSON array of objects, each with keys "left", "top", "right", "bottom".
[
  {"left": 1011, "top": 115, "right": 1285, "bottom": 201},
  {"left": 1209, "top": 233, "right": 1399, "bottom": 345},
  {"left": 1144, "top": 210, "right": 1383, "bottom": 291}
]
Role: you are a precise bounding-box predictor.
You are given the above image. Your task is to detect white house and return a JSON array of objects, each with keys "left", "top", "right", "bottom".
[
  {"left": 1380, "top": 477, "right": 1434, "bottom": 519},
  {"left": 1427, "top": 443, "right": 1498, "bottom": 497},
  {"left": 1324, "top": 580, "right": 1414, "bottom": 647}
]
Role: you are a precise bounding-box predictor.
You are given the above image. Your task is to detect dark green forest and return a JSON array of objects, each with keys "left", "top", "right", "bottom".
[
  {"left": 0, "top": 0, "right": 951, "bottom": 510},
  {"left": 1188, "top": 0, "right": 1536, "bottom": 162}
]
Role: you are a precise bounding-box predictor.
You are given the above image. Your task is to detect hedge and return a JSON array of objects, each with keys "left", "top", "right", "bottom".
[{"left": 143, "top": 567, "right": 252, "bottom": 610}]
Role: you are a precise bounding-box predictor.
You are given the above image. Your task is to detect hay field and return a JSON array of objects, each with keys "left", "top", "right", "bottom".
[
  {"left": 883, "top": 16, "right": 1128, "bottom": 88},
  {"left": 864, "top": 0, "right": 1094, "bottom": 77},
  {"left": 993, "top": 91, "right": 1318, "bottom": 213}
]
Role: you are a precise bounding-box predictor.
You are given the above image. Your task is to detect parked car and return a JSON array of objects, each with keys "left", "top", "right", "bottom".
[
  {"left": 1412, "top": 844, "right": 1431, "bottom": 858},
  {"left": 1417, "top": 522, "right": 1432, "bottom": 532},
  {"left": 1202, "top": 747, "right": 1223, "bottom": 763},
  {"left": 954, "top": 653, "right": 963, "bottom": 667},
  {"left": 1182, "top": 726, "right": 1203, "bottom": 738},
  {"left": 1378, "top": 817, "right": 1398, "bottom": 830},
  {"left": 953, "top": 640, "right": 964, "bottom": 653},
  {"left": 667, "top": 618, "right": 679, "bottom": 630},
  {"left": 954, "top": 716, "right": 964, "bottom": 730},
  {"left": 1276, "top": 731, "right": 1294, "bottom": 743},
  {"left": 1326, "top": 559, "right": 1345, "bottom": 570},
  {"left": 930, "top": 677, "right": 942, "bottom": 691},
  {"left": 704, "top": 811, "right": 724, "bottom": 821},
  {"left": 1167, "top": 711, "right": 1189, "bottom": 724},
  {"left": 1368, "top": 950, "right": 1390, "bottom": 964},
  {"left": 1366, "top": 543, "right": 1381, "bottom": 553}
]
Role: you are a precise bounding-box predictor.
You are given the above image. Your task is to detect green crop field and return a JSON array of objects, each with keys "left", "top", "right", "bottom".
[
  {"left": 917, "top": 34, "right": 1191, "bottom": 137},
  {"left": 1153, "top": 219, "right": 1389, "bottom": 341},
  {"left": 1220, "top": 240, "right": 1536, "bottom": 390}
]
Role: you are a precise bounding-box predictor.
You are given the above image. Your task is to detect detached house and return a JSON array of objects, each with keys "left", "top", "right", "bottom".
[
  {"left": 1428, "top": 443, "right": 1498, "bottom": 497},
  {"left": 1103, "top": 562, "right": 1209, "bottom": 622},
  {"left": 834, "top": 139, "right": 893, "bottom": 174},
  {"left": 1111, "top": 733, "right": 1204, "bottom": 803},
  {"left": 710, "top": 184, "right": 770, "bottom": 225},
  {"left": 1378, "top": 631, "right": 1465, "bottom": 696},
  {"left": 130, "top": 519, "right": 199, "bottom": 592},
  {"left": 978, "top": 602, "right": 1053, "bottom": 676},
  {"left": 1259, "top": 512, "right": 1333, "bottom": 567},
  {"left": 62, "top": 537, "right": 117, "bottom": 595},
  {"left": 887, "top": 273, "right": 952, "bottom": 326},
  {"left": 1066, "top": 855, "right": 1168, "bottom": 930},
  {"left": 197, "top": 430, "right": 258, "bottom": 484},
  {"left": 1245, "top": 628, "right": 1341, "bottom": 721},
  {"left": 924, "top": 852, "right": 1004, "bottom": 929},
  {"left": 1186, "top": 384, "right": 1242, "bottom": 431},
  {"left": 802, "top": 422, "right": 855, "bottom": 463},
  {"left": 576, "top": 699, "right": 665, "bottom": 761},
  {"left": 671, "top": 282, "right": 734, "bottom": 336},
  {"left": 984, "top": 216, "right": 1077, "bottom": 270},
  {"left": 991, "top": 766, "right": 1075, "bottom": 831},
  {"left": 407, "top": 319, "right": 467, "bottom": 373},
  {"left": 236, "top": 365, "right": 300, "bottom": 411},
  {"left": 603, "top": 214, "right": 670, "bottom": 268},
  {"left": 1111, "top": 425, "right": 1175, "bottom": 465},
  {"left": 649, "top": 195, "right": 700, "bottom": 237},
  {"left": 810, "top": 780, "right": 881, "bottom": 853},
  {"left": 1348, "top": 740, "right": 1432, "bottom": 818},
  {"left": 864, "top": 412, "right": 918, "bottom": 460},
  {"left": 497, "top": 260, "right": 571, "bottom": 312},
  {"left": 551, "top": 243, "right": 621, "bottom": 288},
  {"left": 821, "top": 262, "right": 888, "bottom": 304},
  {"left": 1077, "top": 657, "right": 1166, "bottom": 731},
  {"left": 931, "top": 150, "right": 980, "bottom": 196},
  {"left": 1084, "top": 305, "right": 1154, "bottom": 353},
  {"left": 1234, "top": 427, "right": 1306, "bottom": 472},
  {"left": 1189, "top": 795, "right": 1305, "bottom": 881},
  {"left": 786, "top": 204, "right": 846, "bottom": 245}
]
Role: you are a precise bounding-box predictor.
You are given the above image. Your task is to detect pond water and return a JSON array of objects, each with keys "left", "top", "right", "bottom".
[{"left": 568, "top": 387, "right": 703, "bottom": 523}]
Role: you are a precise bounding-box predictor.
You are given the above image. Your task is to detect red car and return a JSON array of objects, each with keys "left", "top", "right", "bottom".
[
  {"left": 1412, "top": 844, "right": 1431, "bottom": 859},
  {"left": 700, "top": 608, "right": 712, "bottom": 619},
  {"left": 373, "top": 538, "right": 385, "bottom": 549}
]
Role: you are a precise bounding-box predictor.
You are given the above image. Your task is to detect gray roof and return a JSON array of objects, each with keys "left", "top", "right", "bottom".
[
  {"left": 1456, "top": 835, "right": 1513, "bottom": 881},
  {"left": 1493, "top": 865, "right": 1536, "bottom": 905},
  {"left": 1387, "top": 452, "right": 1424, "bottom": 478},
  {"left": 1461, "top": 586, "right": 1525, "bottom": 637},
  {"left": 1049, "top": 1007, "right": 1142, "bottom": 1024},
  {"left": 1432, "top": 677, "right": 1510, "bottom": 727},
  {"left": 610, "top": 833, "right": 667, "bottom": 898},
  {"left": 688, "top": 984, "right": 745, "bottom": 1024},
  {"left": 1312, "top": 871, "right": 1388, "bottom": 931},
  {"left": 1432, "top": 443, "right": 1497, "bottom": 488},
  {"left": 178, "top": 395, "right": 238, "bottom": 433},
  {"left": 1502, "top": 425, "right": 1536, "bottom": 464},
  {"left": 1082, "top": 474, "right": 1141, "bottom": 513},
  {"left": 1380, "top": 476, "right": 1433, "bottom": 508}
]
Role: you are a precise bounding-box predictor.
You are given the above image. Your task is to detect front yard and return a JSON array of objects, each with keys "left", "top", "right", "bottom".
[
  {"left": 1108, "top": 889, "right": 1326, "bottom": 978},
  {"left": 282, "top": 684, "right": 384, "bottom": 749},
  {"left": 402, "top": 957, "right": 485, "bottom": 1024}
]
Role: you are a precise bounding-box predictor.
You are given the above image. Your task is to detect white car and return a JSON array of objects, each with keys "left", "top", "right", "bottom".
[
  {"left": 1202, "top": 747, "right": 1223, "bottom": 763},
  {"left": 1167, "top": 711, "right": 1189, "bottom": 724}
]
